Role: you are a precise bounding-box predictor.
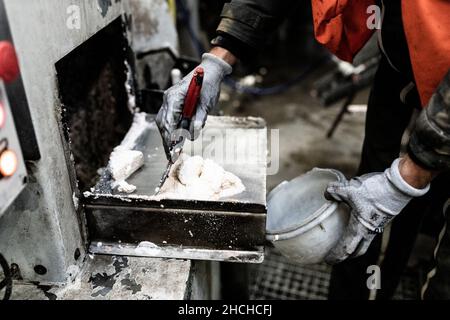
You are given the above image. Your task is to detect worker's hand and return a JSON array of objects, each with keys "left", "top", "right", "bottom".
[
  {"left": 324, "top": 158, "right": 430, "bottom": 264},
  {"left": 156, "top": 53, "right": 232, "bottom": 150}
]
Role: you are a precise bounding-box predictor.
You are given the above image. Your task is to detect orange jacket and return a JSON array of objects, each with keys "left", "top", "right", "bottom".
[{"left": 312, "top": 0, "right": 450, "bottom": 106}]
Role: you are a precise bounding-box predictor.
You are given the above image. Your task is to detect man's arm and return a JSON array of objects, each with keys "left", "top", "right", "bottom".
[
  {"left": 211, "top": 0, "right": 298, "bottom": 61},
  {"left": 398, "top": 69, "right": 450, "bottom": 192},
  {"left": 407, "top": 69, "right": 450, "bottom": 173},
  {"left": 325, "top": 70, "right": 450, "bottom": 264},
  {"left": 157, "top": 0, "right": 298, "bottom": 149}
]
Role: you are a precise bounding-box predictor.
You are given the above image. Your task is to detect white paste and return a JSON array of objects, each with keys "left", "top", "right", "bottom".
[
  {"left": 119, "top": 112, "right": 153, "bottom": 150},
  {"left": 113, "top": 180, "right": 137, "bottom": 194},
  {"left": 106, "top": 112, "right": 152, "bottom": 193},
  {"left": 108, "top": 149, "right": 144, "bottom": 182},
  {"left": 156, "top": 154, "right": 245, "bottom": 201},
  {"left": 178, "top": 155, "right": 203, "bottom": 185}
]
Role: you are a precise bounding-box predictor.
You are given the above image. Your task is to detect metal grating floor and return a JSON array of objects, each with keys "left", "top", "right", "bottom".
[{"left": 248, "top": 249, "right": 419, "bottom": 300}]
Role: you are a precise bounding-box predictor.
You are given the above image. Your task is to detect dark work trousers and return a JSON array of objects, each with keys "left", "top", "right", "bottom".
[{"left": 328, "top": 56, "right": 450, "bottom": 300}]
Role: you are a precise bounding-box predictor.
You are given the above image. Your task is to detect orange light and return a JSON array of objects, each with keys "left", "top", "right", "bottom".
[
  {"left": 0, "top": 101, "right": 5, "bottom": 128},
  {"left": 0, "top": 149, "right": 18, "bottom": 177}
]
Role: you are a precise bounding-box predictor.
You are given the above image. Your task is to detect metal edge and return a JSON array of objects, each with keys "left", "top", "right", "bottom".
[
  {"left": 89, "top": 241, "right": 265, "bottom": 264},
  {"left": 83, "top": 194, "right": 267, "bottom": 214}
]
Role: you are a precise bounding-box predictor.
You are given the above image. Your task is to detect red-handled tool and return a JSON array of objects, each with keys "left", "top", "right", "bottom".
[
  {"left": 155, "top": 67, "right": 204, "bottom": 194},
  {"left": 179, "top": 67, "right": 204, "bottom": 131}
]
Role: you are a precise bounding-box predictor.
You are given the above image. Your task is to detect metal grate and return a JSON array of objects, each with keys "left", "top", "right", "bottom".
[
  {"left": 249, "top": 249, "right": 419, "bottom": 300},
  {"left": 249, "top": 250, "right": 331, "bottom": 300}
]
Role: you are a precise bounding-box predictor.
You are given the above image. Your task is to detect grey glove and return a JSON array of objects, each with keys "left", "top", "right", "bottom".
[
  {"left": 156, "top": 53, "right": 232, "bottom": 150},
  {"left": 324, "top": 158, "right": 430, "bottom": 264}
]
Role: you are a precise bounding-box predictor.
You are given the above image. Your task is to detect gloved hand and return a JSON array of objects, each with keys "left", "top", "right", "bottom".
[
  {"left": 156, "top": 53, "right": 232, "bottom": 150},
  {"left": 324, "top": 158, "right": 430, "bottom": 264}
]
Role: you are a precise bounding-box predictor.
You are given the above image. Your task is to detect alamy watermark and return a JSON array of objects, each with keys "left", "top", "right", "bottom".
[
  {"left": 367, "top": 5, "right": 382, "bottom": 30},
  {"left": 367, "top": 265, "right": 381, "bottom": 290},
  {"left": 171, "top": 127, "right": 280, "bottom": 175}
]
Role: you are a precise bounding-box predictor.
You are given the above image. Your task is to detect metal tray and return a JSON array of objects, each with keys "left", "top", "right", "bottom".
[{"left": 84, "top": 115, "right": 267, "bottom": 263}]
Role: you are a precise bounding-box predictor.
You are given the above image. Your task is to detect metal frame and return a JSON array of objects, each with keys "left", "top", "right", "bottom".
[{"left": 90, "top": 242, "right": 264, "bottom": 264}]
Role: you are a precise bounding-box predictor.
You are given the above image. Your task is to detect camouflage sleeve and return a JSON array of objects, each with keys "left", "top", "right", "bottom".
[
  {"left": 213, "top": 0, "right": 297, "bottom": 50},
  {"left": 408, "top": 69, "right": 450, "bottom": 171}
]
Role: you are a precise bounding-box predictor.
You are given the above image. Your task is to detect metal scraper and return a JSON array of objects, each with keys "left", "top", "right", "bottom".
[{"left": 155, "top": 67, "right": 204, "bottom": 194}]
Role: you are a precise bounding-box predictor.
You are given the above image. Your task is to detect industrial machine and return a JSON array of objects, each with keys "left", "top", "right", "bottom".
[
  {"left": 0, "top": 78, "right": 27, "bottom": 217},
  {"left": 0, "top": 5, "right": 28, "bottom": 218},
  {"left": 0, "top": 0, "right": 267, "bottom": 300}
]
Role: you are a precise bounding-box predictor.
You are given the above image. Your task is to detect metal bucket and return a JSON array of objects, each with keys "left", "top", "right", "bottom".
[{"left": 266, "top": 168, "right": 350, "bottom": 265}]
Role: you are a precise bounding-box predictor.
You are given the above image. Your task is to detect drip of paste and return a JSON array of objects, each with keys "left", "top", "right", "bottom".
[{"left": 157, "top": 154, "right": 245, "bottom": 200}]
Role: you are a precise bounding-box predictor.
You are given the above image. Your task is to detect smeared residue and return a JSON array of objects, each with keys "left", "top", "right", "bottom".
[
  {"left": 72, "top": 193, "right": 79, "bottom": 210},
  {"left": 112, "top": 180, "right": 137, "bottom": 193},
  {"left": 135, "top": 241, "right": 160, "bottom": 255},
  {"left": 124, "top": 60, "right": 137, "bottom": 113},
  {"left": 118, "top": 112, "right": 152, "bottom": 150}
]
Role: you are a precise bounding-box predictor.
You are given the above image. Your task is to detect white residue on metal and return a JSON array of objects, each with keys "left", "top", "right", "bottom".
[
  {"left": 66, "top": 264, "right": 81, "bottom": 283},
  {"left": 112, "top": 180, "right": 137, "bottom": 194},
  {"left": 84, "top": 191, "right": 134, "bottom": 202},
  {"left": 106, "top": 112, "right": 155, "bottom": 194},
  {"left": 153, "top": 154, "right": 245, "bottom": 201},
  {"left": 83, "top": 191, "right": 92, "bottom": 198},
  {"left": 118, "top": 112, "right": 153, "bottom": 151},
  {"left": 85, "top": 152, "right": 246, "bottom": 202},
  {"left": 135, "top": 241, "right": 161, "bottom": 255},
  {"left": 109, "top": 149, "right": 144, "bottom": 182},
  {"left": 72, "top": 193, "right": 79, "bottom": 210}
]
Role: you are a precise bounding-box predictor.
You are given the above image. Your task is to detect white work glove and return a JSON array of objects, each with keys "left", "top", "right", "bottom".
[
  {"left": 156, "top": 53, "right": 232, "bottom": 150},
  {"left": 324, "top": 158, "right": 430, "bottom": 264}
]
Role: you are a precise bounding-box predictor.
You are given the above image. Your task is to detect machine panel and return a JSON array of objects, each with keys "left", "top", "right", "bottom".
[{"left": 0, "top": 80, "right": 26, "bottom": 216}]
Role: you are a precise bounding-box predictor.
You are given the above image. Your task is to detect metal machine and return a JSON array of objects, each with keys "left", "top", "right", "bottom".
[{"left": 0, "top": 3, "right": 28, "bottom": 218}]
